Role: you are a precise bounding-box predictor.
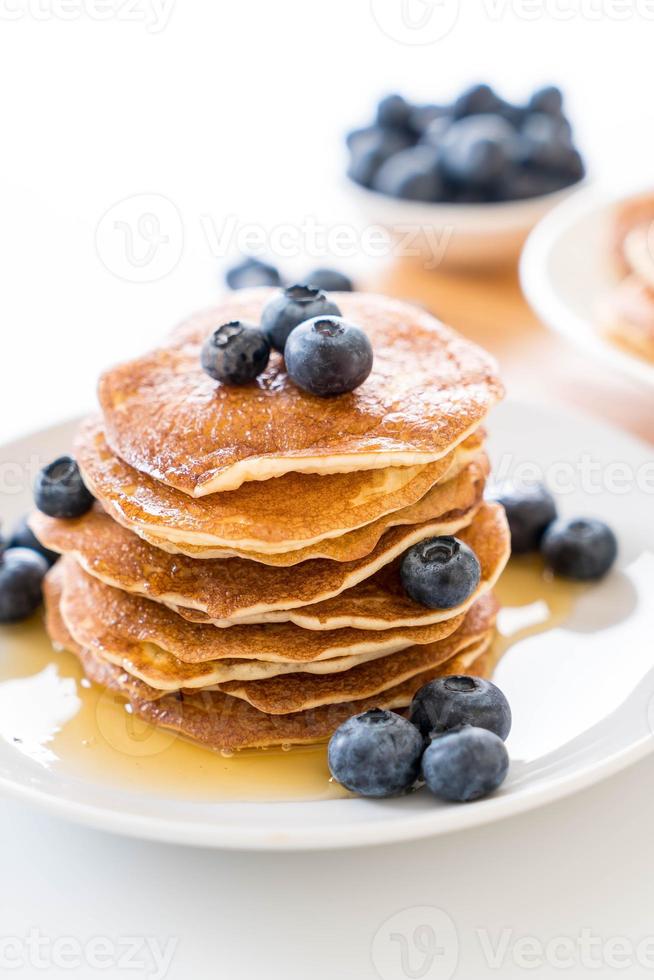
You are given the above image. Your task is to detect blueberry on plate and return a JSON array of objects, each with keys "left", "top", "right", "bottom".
[
  {"left": 224, "top": 256, "right": 283, "bottom": 290},
  {"left": 422, "top": 725, "right": 509, "bottom": 802},
  {"left": 439, "top": 115, "right": 518, "bottom": 189},
  {"left": 495, "top": 482, "right": 557, "bottom": 553},
  {"left": 346, "top": 128, "right": 414, "bottom": 188},
  {"left": 400, "top": 536, "right": 481, "bottom": 610},
  {"left": 541, "top": 517, "right": 617, "bottom": 581},
  {"left": 8, "top": 516, "right": 59, "bottom": 567},
  {"left": 410, "top": 675, "right": 512, "bottom": 740},
  {"left": 201, "top": 321, "right": 270, "bottom": 386},
  {"left": 528, "top": 85, "right": 564, "bottom": 116},
  {"left": 375, "top": 93, "right": 413, "bottom": 130},
  {"left": 452, "top": 83, "right": 503, "bottom": 119},
  {"left": 34, "top": 457, "right": 94, "bottom": 519},
  {"left": 328, "top": 708, "right": 423, "bottom": 797},
  {"left": 261, "top": 285, "right": 341, "bottom": 353},
  {"left": 284, "top": 316, "right": 373, "bottom": 397},
  {"left": 0, "top": 547, "right": 49, "bottom": 623},
  {"left": 304, "top": 268, "right": 353, "bottom": 292},
  {"left": 372, "top": 146, "right": 443, "bottom": 202}
]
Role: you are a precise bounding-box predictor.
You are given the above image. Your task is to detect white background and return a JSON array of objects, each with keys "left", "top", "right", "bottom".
[{"left": 2, "top": 2, "right": 654, "bottom": 977}]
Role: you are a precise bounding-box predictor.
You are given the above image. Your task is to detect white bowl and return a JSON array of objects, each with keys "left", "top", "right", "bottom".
[
  {"left": 348, "top": 178, "right": 586, "bottom": 270},
  {"left": 520, "top": 182, "right": 654, "bottom": 389}
]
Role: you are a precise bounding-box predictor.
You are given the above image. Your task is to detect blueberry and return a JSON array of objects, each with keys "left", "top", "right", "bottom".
[
  {"left": 541, "top": 517, "right": 617, "bottom": 581},
  {"left": 8, "top": 516, "right": 59, "bottom": 567},
  {"left": 372, "top": 146, "right": 443, "bottom": 202},
  {"left": 452, "top": 83, "right": 503, "bottom": 119},
  {"left": 408, "top": 103, "right": 447, "bottom": 136},
  {"left": 201, "top": 321, "right": 270, "bottom": 386},
  {"left": 400, "top": 536, "right": 481, "bottom": 610},
  {"left": 0, "top": 547, "right": 49, "bottom": 623},
  {"left": 440, "top": 115, "right": 517, "bottom": 189},
  {"left": 495, "top": 166, "right": 569, "bottom": 201},
  {"left": 304, "top": 268, "right": 353, "bottom": 292},
  {"left": 328, "top": 708, "right": 423, "bottom": 797},
  {"left": 495, "top": 483, "right": 557, "bottom": 553},
  {"left": 34, "top": 457, "right": 94, "bottom": 519},
  {"left": 261, "top": 285, "right": 342, "bottom": 354},
  {"left": 528, "top": 85, "right": 564, "bottom": 116},
  {"left": 375, "top": 93, "right": 413, "bottom": 130},
  {"left": 346, "top": 128, "right": 414, "bottom": 188},
  {"left": 224, "top": 256, "right": 283, "bottom": 290},
  {"left": 284, "top": 316, "right": 373, "bottom": 397},
  {"left": 410, "top": 675, "right": 512, "bottom": 740},
  {"left": 419, "top": 114, "right": 453, "bottom": 147},
  {"left": 422, "top": 726, "right": 509, "bottom": 802}
]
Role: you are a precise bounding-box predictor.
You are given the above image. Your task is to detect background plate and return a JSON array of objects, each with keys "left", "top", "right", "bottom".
[{"left": 0, "top": 400, "right": 653, "bottom": 850}]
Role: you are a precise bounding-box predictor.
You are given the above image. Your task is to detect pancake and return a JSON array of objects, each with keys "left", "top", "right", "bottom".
[
  {"left": 98, "top": 290, "right": 503, "bottom": 495},
  {"left": 30, "top": 491, "right": 483, "bottom": 624},
  {"left": 622, "top": 223, "right": 654, "bottom": 291},
  {"left": 76, "top": 415, "right": 485, "bottom": 557},
  {"left": 218, "top": 594, "right": 498, "bottom": 713},
  {"left": 599, "top": 275, "right": 654, "bottom": 365},
  {"left": 31, "top": 501, "right": 507, "bottom": 629},
  {"left": 55, "top": 559, "right": 470, "bottom": 687},
  {"left": 45, "top": 572, "right": 497, "bottom": 749},
  {"left": 612, "top": 192, "right": 654, "bottom": 276}
]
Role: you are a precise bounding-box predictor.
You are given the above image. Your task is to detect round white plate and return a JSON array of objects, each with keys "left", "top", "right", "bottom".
[
  {"left": 0, "top": 401, "right": 653, "bottom": 850},
  {"left": 520, "top": 183, "right": 654, "bottom": 389}
]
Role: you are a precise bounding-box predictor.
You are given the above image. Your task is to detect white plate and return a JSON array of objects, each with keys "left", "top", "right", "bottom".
[
  {"left": 520, "top": 184, "right": 654, "bottom": 389},
  {"left": 0, "top": 401, "right": 653, "bottom": 850},
  {"left": 348, "top": 178, "right": 585, "bottom": 269}
]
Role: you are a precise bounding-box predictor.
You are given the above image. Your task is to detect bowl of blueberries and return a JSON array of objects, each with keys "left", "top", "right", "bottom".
[{"left": 346, "top": 83, "right": 586, "bottom": 270}]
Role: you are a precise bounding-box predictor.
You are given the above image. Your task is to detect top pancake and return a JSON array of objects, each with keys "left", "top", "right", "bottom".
[
  {"left": 98, "top": 290, "right": 503, "bottom": 496},
  {"left": 75, "top": 415, "right": 485, "bottom": 557}
]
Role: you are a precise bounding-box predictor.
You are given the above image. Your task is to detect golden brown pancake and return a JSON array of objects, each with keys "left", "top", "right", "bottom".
[
  {"left": 98, "top": 291, "right": 503, "bottom": 495},
  {"left": 30, "top": 491, "right": 484, "bottom": 624},
  {"left": 76, "top": 415, "right": 485, "bottom": 557},
  {"left": 44, "top": 572, "right": 496, "bottom": 749},
  {"left": 599, "top": 275, "right": 654, "bottom": 365},
  {"left": 32, "top": 502, "right": 508, "bottom": 629},
  {"left": 55, "top": 559, "right": 469, "bottom": 688}
]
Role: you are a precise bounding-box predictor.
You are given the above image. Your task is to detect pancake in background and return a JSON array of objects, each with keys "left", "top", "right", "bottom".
[
  {"left": 612, "top": 192, "right": 654, "bottom": 276},
  {"left": 98, "top": 290, "right": 503, "bottom": 496},
  {"left": 76, "top": 416, "right": 485, "bottom": 556},
  {"left": 30, "top": 493, "right": 484, "bottom": 625},
  {"left": 599, "top": 275, "right": 654, "bottom": 365}
]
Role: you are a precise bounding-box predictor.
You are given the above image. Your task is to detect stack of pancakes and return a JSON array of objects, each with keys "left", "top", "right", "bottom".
[
  {"left": 33, "top": 291, "right": 509, "bottom": 752},
  {"left": 601, "top": 192, "right": 654, "bottom": 364}
]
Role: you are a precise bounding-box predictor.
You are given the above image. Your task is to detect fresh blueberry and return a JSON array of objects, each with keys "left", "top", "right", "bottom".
[
  {"left": 452, "top": 83, "right": 503, "bottom": 119},
  {"left": 34, "top": 457, "right": 94, "bottom": 519},
  {"left": 0, "top": 547, "right": 49, "bottom": 623},
  {"left": 304, "top": 268, "right": 353, "bottom": 292},
  {"left": 261, "top": 285, "right": 342, "bottom": 354},
  {"left": 541, "top": 517, "right": 617, "bottom": 581},
  {"left": 418, "top": 114, "right": 453, "bottom": 147},
  {"left": 346, "top": 128, "right": 414, "bottom": 188},
  {"left": 422, "top": 725, "right": 509, "bottom": 802},
  {"left": 408, "top": 103, "right": 447, "bottom": 136},
  {"left": 400, "top": 536, "right": 481, "bottom": 610},
  {"left": 328, "top": 708, "right": 423, "bottom": 797},
  {"left": 410, "top": 675, "right": 512, "bottom": 740},
  {"left": 373, "top": 146, "right": 443, "bottom": 201},
  {"left": 495, "top": 166, "right": 568, "bottom": 201},
  {"left": 224, "top": 256, "right": 283, "bottom": 290},
  {"left": 8, "top": 516, "right": 59, "bottom": 567},
  {"left": 528, "top": 85, "right": 564, "bottom": 116},
  {"left": 201, "top": 321, "right": 270, "bottom": 386},
  {"left": 375, "top": 93, "right": 413, "bottom": 130},
  {"left": 440, "top": 115, "right": 517, "bottom": 189},
  {"left": 284, "top": 316, "right": 373, "bottom": 397},
  {"left": 495, "top": 483, "right": 557, "bottom": 553}
]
